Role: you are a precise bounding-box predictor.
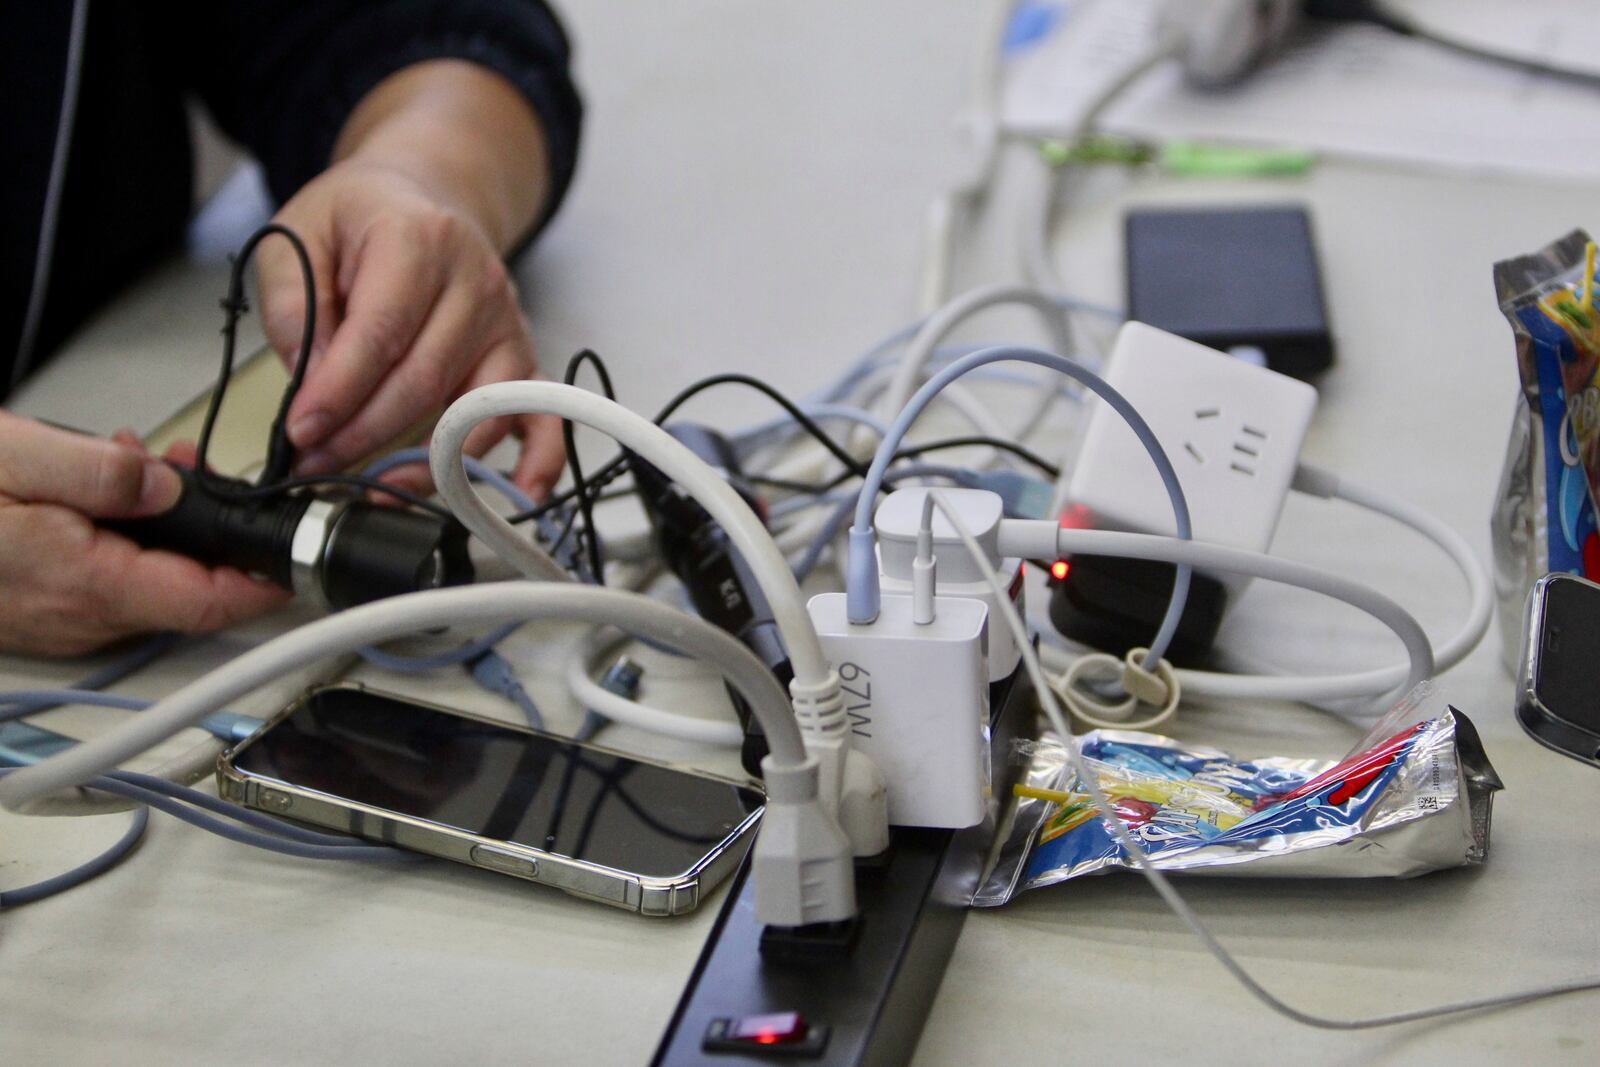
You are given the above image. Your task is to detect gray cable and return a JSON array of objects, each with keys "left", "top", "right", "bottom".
[
  {"left": 0, "top": 770, "right": 146, "bottom": 909},
  {"left": 791, "top": 464, "right": 970, "bottom": 583},
  {"left": 13, "top": 0, "right": 89, "bottom": 386}
]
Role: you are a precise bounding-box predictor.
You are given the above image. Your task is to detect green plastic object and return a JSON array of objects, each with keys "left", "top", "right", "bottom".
[
  {"left": 1161, "top": 140, "right": 1315, "bottom": 177},
  {"left": 1037, "top": 136, "right": 1315, "bottom": 178}
]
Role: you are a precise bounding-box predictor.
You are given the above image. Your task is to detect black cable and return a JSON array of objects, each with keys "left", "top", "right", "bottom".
[
  {"left": 652, "top": 373, "right": 870, "bottom": 479},
  {"left": 893, "top": 434, "right": 1061, "bottom": 478},
  {"left": 196, "top": 223, "right": 317, "bottom": 493},
  {"left": 1306, "top": 0, "right": 1600, "bottom": 89},
  {"left": 749, "top": 434, "right": 1062, "bottom": 499},
  {"left": 191, "top": 472, "right": 453, "bottom": 518},
  {"left": 188, "top": 225, "right": 463, "bottom": 520},
  {"left": 508, "top": 373, "right": 871, "bottom": 527},
  {"left": 562, "top": 349, "right": 617, "bottom": 584}
]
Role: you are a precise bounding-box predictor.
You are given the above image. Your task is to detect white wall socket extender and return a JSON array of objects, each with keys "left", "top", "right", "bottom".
[{"left": 1062, "top": 322, "right": 1318, "bottom": 592}]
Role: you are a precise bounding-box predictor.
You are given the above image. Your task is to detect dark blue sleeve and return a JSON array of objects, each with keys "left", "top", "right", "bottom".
[{"left": 169, "top": 0, "right": 582, "bottom": 241}]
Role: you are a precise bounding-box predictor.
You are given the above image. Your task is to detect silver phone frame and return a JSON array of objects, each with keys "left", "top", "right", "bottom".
[
  {"left": 217, "top": 683, "right": 764, "bottom": 916},
  {"left": 1515, "top": 572, "right": 1600, "bottom": 767}
]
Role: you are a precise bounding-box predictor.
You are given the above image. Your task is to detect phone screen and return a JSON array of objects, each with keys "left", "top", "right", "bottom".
[
  {"left": 232, "top": 688, "right": 762, "bottom": 878},
  {"left": 1538, "top": 576, "right": 1600, "bottom": 734}
]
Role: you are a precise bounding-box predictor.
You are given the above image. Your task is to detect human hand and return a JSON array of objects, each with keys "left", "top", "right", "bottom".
[
  {"left": 0, "top": 413, "right": 289, "bottom": 658},
  {"left": 255, "top": 160, "right": 566, "bottom": 501}
]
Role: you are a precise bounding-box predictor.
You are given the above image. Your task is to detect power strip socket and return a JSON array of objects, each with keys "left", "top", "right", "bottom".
[{"left": 1062, "top": 322, "right": 1317, "bottom": 592}]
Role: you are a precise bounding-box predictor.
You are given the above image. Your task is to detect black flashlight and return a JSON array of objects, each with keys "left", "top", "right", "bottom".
[{"left": 106, "top": 465, "right": 473, "bottom": 610}]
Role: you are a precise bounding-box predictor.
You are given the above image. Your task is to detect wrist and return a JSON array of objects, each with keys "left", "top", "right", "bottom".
[{"left": 333, "top": 60, "right": 551, "bottom": 253}]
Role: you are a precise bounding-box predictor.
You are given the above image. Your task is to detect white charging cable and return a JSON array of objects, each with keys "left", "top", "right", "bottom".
[
  {"left": 1028, "top": 466, "right": 1491, "bottom": 711},
  {"left": 0, "top": 584, "right": 859, "bottom": 925},
  {"left": 998, "top": 521, "right": 1436, "bottom": 703},
  {"left": 0, "top": 586, "right": 791, "bottom": 810},
  {"left": 431, "top": 383, "right": 831, "bottom": 689},
  {"left": 430, "top": 381, "right": 888, "bottom": 858},
  {"left": 566, "top": 631, "right": 741, "bottom": 746}
]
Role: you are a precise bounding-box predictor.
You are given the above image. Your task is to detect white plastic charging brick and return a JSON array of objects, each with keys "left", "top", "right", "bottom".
[
  {"left": 875, "top": 487, "right": 1023, "bottom": 682},
  {"left": 807, "top": 591, "right": 990, "bottom": 829}
]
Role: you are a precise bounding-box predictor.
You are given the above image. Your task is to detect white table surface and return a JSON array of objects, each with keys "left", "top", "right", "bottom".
[{"left": 4, "top": 3, "right": 1599, "bottom": 1064}]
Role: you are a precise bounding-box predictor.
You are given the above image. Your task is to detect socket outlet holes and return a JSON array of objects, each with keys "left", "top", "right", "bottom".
[{"left": 1185, "top": 407, "right": 1266, "bottom": 477}]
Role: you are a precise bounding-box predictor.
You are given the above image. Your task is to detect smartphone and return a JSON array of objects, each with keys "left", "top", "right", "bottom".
[
  {"left": 1516, "top": 572, "right": 1600, "bottom": 768},
  {"left": 1125, "top": 205, "right": 1333, "bottom": 379},
  {"left": 218, "top": 685, "right": 764, "bottom": 915}
]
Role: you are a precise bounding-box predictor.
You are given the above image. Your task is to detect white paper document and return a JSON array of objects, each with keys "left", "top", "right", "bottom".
[{"left": 1002, "top": 0, "right": 1600, "bottom": 181}]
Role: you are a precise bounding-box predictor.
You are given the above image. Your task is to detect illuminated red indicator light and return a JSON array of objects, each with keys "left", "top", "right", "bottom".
[
  {"left": 1050, "top": 560, "right": 1070, "bottom": 581},
  {"left": 731, "top": 1012, "right": 808, "bottom": 1045}
]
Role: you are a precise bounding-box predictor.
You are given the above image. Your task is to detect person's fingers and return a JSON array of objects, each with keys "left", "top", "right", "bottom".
[
  {"left": 0, "top": 504, "right": 288, "bottom": 657},
  {"left": 83, "top": 531, "right": 290, "bottom": 637},
  {"left": 509, "top": 412, "right": 568, "bottom": 500},
  {"left": 256, "top": 227, "right": 339, "bottom": 375},
  {"left": 111, "top": 428, "right": 146, "bottom": 452},
  {"left": 295, "top": 257, "right": 498, "bottom": 474},
  {"left": 283, "top": 220, "right": 445, "bottom": 456},
  {"left": 0, "top": 412, "right": 181, "bottom": 517},
  {"left": 161, "top": 439, "right": 200, "bottom": 469}
]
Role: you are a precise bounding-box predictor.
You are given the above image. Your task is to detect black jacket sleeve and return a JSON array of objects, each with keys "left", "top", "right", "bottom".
[{"left": 162, "top": 0, "right": 583, "bottom": 237}]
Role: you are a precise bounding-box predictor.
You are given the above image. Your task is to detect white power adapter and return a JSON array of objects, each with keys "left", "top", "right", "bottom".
[
  {"left": 876, "top": 487, "right": 1023, "bottom": 681},
  {"left": 807, "top": 591, "right": 990, "bottom": 829},
  {"left": 1062, "top": 322, "right": 1317, "bottom": 592}
]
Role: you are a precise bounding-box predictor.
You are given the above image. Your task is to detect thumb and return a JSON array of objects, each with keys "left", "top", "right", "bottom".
[{"left": 0, "top": 412, "right": 183, "bottom": 518}]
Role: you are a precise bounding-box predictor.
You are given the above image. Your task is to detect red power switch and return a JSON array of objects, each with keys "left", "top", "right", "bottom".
[{"left": 703, "top": 1012, "right": 829, "bottom": 1057}]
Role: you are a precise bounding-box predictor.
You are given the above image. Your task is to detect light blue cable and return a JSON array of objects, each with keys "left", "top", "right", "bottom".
[
  {"left": 0, "top": 748, "right": 401, "bottom": 906},
  {"left": 363, "top": 447, "right": 534, "bottom": 513},
  {"left": 845, "top": 345, "right": 1192, "bottom": 671},
  {"left": 0, "top": 778, "right": 147, "bottom": 907},
  {"left": 0, "top": 634, "right": 180, "bottom": 718},
  {"left": 80, "top": 774, "right": 403, "bottom": 861},
  {"left": 105, "top": 768, "right": 387, "bottom": 848},
  {"left": 791, "top": 464, "right": 971, "bottom": 584},
  {"left": 0, "top": 688, "right": 258, "bottom": 743},
  {"left": 806, "top": 292, "right": 1121, "bottom": 408}
]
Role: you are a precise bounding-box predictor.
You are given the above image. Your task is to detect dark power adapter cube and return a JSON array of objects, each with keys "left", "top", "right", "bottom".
[{"left": 1125, "top": 205, "right": 1334, "bottom": 379}]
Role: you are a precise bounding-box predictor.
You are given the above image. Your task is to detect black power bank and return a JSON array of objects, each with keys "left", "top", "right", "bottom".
[{"left": 1125, "top": 205, "right": 1334, "bottom": 379}]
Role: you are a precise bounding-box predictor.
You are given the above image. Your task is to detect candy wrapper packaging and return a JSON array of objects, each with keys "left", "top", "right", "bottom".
[
  {"left": 1491, "top": 230, "right": 1600, "bottom": 670},
  {"left": 974, "top": 691, "right": 1501, "bottom": 905}
]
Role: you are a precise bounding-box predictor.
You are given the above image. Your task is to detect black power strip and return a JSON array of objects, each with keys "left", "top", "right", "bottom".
[{"left": 651, "top": 664, "right": 1037, "bottom": 1066}]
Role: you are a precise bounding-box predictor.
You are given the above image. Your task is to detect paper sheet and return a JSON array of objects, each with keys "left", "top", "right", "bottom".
[{"left": 1003, "top": 0, "right": 1600, "bottom": 181}]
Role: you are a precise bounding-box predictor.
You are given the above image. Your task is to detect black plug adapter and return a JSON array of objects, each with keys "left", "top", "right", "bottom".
[{"left": 1048, "top": 553, "right": 1228, "bottom": 667}]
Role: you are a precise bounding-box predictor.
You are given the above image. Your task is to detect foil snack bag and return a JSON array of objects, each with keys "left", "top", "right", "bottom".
[
  {"left": 1491, "top": 230, "right": 1600, "bottom": 669},
  {"left": 974, "top": 690, "right": 1501, "bottom": 905}
]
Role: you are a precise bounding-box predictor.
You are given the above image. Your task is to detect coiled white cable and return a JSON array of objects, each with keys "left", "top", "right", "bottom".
[
  {"left": 566, "top": 632, "right": 741, "bottom": 746},
  {"left": 1030, "top": 467, "right": 1492, "bottom": 709},
  {"left": 429, "top": 381, "right": 833, "bottom": 695},
  {"left": 1013, "top": 524, "right": 1438, "bottom": 700}
]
